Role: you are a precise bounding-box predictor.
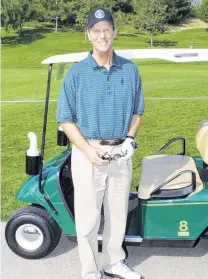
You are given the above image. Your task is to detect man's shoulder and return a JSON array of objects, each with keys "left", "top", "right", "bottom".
[
  {"left": 63, "top": 57, "right": 89, "bottom": 82},
  {"left": 115, "top": 53, "right": 138, "bottom": 71},
  {"left": 68, "top": 57, "right": 89, "bottom": 73}
]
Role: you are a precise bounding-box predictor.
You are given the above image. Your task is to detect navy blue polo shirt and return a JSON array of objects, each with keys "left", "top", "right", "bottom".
[{"left": 56, "top": 51, "right": 144, "bottom": 140}]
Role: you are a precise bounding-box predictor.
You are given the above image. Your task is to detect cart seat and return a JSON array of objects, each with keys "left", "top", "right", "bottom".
[
  {"left": 138, "top": 155, "right": 203, "bottom": 200},
  {"left": 196, "top": 120, "right": 208, "bottom": 165}
]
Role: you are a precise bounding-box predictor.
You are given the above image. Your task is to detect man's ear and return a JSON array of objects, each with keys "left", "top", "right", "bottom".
[{"left": 87, "top": 29, "right": 92, "bottom": 41}]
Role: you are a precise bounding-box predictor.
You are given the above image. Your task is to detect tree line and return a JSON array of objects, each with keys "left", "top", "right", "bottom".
[{"left": 1, "top": 0, "right": 208, "bottom": 46}]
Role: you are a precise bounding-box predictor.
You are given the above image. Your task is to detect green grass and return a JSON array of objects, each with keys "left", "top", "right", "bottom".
[
  {"left": 2, "top": 28, "right": 208, "bottom": 67},
  {"left": 2, "top": 61, "right": 208, "bottom": 100},
  {"left": 1, "top": 27, "right": 208, "bottom": 220}
]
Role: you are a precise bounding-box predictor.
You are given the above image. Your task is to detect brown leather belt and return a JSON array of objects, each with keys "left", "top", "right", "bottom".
[{"left": 99, "top": 139, "right": 125, "bottom": 146}]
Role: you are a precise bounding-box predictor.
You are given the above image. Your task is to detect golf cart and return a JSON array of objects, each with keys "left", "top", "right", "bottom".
[{"left": 5, "top": 49, "right": 208, "bottom": 259}]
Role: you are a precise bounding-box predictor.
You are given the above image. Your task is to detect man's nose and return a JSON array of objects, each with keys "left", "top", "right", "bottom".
[{"left": 99, "top": 31, "right": 106, "bottom": 39}]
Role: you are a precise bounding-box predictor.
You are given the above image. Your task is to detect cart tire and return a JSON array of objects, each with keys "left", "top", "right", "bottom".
[{"left": 5, "top": 205, "right": 62, "bottom": 259}]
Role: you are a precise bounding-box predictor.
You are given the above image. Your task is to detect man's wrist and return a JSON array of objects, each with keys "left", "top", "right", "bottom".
[
  {"left": 126, "top": 135, "right": 135, "bottom": 140},
  {"left": 126, "top": 135, "right": 137, "bottom": 149}
]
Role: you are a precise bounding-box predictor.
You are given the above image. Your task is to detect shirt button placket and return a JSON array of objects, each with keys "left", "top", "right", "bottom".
[{"left": 107, "top": 72, "right": 111, "bottom": 94}]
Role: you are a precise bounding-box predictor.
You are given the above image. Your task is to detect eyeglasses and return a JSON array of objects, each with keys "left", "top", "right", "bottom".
[
  {"left": 90, "top": 28, "right": 113, "bottom": 37},
  {"left": 101, "top": 151, "right": 126, "bottom": 161}
]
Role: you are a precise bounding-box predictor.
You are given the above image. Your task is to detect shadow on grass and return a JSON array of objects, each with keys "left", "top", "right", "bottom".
[
  {"left": 135, "top": 31, "right": 147, "bottom": 36},
  {"left": 2, "top": 28, "right": 53, "bottom": 46},
  {"left": 150, "top": 40, "right": 178, "bottom": 47},
  {"left": 120, "top": 30, "right": 146, "bottom": 37},
  {"left": 120, "top": 33, "right": 138, "bottom": 37}
]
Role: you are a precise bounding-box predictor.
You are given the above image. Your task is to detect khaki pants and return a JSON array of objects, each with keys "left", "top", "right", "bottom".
[{"left": 71, "top": 140, "right": 132, "bottom": 278}]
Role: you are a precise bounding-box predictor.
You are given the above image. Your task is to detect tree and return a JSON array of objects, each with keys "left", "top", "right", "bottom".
[
  {"left": 75, "top": 0, "right": 92, "bottom": 31},
  {"left": 25, "top": 0, "right": 78, "bottom": 31},
  {"left": 113, "top": 0, "right": 133, "bottom": 13},
  {"left": 201, "top": 0, "right": 208, "bottom": 22},
  {"left": 192, "top": 0, "right": 208, "bottom": 23},
  {"left": 58, "top": 0, "right": 78, "bottom": 24},
  {"left": 114, "top": 11, "right": 130, "bottom": 36},
  {"left": 26, "top": 0, "right": 78, "bottom": 31},
  {"left": 132, "top": 0, "right": 167, "bottom": 47},
  {"left": 1, "top": 0, "right": 34, "bottom": 33},
  {"left": 163, "top": 0, "right": 191, "bottom": 23},
  {"left": 34, "top": 0, "right": 59, "bottom": 31}
]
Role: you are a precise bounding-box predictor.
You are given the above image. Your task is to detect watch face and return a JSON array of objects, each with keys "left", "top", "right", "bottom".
[{"left": 131, "top": 141, "right": 137, "bottom": 149}]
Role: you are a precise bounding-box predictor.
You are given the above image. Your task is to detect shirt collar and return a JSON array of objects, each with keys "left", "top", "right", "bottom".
[{"left": 87, "top": 50, "right": 122, "bottom": 70}]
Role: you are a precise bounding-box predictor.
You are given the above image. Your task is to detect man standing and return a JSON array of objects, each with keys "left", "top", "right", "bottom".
[{"left": 57, "top": 8, "right": 144, "bottom": 279}]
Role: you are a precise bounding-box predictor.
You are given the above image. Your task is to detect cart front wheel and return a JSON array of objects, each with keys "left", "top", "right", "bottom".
[{"left": 5, "top": 205, "right": 61, "bottom": 259}]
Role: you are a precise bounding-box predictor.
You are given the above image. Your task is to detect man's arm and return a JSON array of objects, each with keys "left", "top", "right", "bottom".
[
  {"left": 60, "top": 122, "right": 89, "bottom": 154},
  {"left": 127, "top": 114, "right": 142, "bottom": 138},
  {"left": 60, "top": 122, "right": 108, "bottom": 165},
  {"left": 130, "top": 65, "right": 144, "bottom": 138}
]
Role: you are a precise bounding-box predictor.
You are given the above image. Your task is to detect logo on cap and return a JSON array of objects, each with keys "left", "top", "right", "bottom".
[{"left": 95, "top": 9, "right": 105, "bottom": 19}]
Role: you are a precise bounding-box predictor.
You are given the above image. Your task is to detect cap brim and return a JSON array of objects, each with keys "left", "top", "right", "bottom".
[{"left": 88, "top": 19, "right": 114, "bottom": 29}]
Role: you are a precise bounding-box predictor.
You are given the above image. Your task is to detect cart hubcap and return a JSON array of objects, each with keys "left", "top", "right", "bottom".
[{"left": 15, "top": 224, "right": 44, "bottom": 251}]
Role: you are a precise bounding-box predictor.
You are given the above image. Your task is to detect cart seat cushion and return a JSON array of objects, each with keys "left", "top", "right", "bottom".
[
  {"left": 138, "top": 155, "right": 203, "bottom": 200},
  {"left": 196, "top": 120, "right": 208, "bottom": 164}
]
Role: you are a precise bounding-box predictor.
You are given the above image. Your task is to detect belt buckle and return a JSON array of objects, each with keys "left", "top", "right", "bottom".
[
  {"left": 99, "top": 140, "right": 108, "bottom": 145},
  {"left": 111, "top": 139, "right": 123, "bottom": 146},
  {"left": 113, "top": 139, "right": 120, "bottom": 145}
]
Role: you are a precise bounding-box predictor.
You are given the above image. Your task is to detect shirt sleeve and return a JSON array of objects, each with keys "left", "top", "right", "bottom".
[
  {"left": 56, "top": 69, "right": 77, "bottom": 123},
  {"left": 133, "top": 66, "right": 144, "bottom": 115}
]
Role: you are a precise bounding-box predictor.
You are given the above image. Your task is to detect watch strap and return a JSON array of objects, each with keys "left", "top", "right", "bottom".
[{"left": 126, "top": 135, "right": 135, "bottom": 140}]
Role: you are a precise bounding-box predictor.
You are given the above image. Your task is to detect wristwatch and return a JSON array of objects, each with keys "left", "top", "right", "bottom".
[
  {"left": 126, "top": 136, "right": 137, "bottom": 149},
  {"left": 126, "top": 136, "right": 135, "bottom": 140}
]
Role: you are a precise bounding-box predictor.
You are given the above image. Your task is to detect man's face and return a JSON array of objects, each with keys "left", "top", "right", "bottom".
[{"left": 87, "top": 21, "right": 115, "bottom": 53}]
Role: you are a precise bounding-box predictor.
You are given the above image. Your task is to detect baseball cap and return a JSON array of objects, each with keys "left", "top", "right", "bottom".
[{"left": 87, "top": 8, "right": 114, "bottom": 30}]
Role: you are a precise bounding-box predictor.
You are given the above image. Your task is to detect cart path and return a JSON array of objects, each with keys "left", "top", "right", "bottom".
[
  {"left": 1, "top": 222, "right": 208, "bottom": 279},
  {"left": 1, "top": 97, "right": 208, "bottom": 103}
]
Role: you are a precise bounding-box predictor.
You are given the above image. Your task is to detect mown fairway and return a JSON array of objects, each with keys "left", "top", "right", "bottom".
[{"left": 2, "top": 28, "right": 208, "bottom": 220}]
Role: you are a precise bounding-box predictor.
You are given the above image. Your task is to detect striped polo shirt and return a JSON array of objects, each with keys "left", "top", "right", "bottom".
[{"left": 56, "top": 51, "right": 144, "bottom": 140}]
